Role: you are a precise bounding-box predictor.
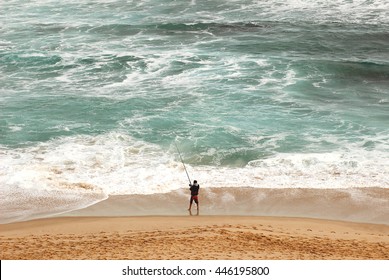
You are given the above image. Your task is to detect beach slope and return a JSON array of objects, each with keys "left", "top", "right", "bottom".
[{"left": 1, "top": 215, "right": 388, "bottom": 260}]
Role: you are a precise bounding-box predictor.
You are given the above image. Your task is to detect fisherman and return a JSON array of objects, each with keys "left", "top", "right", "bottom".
[{"left": 188, "top": 180, "right": 200, "bottom": 211}]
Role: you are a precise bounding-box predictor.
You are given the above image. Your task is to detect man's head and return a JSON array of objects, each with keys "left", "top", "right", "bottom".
[{"left": 194, "top": 180, "right": 197, "bottom": 184}]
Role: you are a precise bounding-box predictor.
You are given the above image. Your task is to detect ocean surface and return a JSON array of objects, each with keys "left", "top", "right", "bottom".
[{"left": 1, "top": 0, "right": 388, "bottom": 223}]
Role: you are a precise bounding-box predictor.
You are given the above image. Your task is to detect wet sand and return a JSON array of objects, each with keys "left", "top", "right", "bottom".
[{"left": 62, "top": 187, "right": 389, "bottom": 224}]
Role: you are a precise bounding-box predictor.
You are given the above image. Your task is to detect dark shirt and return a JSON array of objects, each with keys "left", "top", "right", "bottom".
[{"left": 189, "top": 183, "right": 200, "bottom": 196}]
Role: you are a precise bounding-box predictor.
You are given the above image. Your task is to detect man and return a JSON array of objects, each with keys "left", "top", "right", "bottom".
[{"left": 188, "top": 180, "right": 200, "bottom": 211}]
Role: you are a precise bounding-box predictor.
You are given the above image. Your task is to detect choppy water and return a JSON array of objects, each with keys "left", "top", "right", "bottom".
[{"left": 1, "top": 0, "right": 388, "bottom": 222}]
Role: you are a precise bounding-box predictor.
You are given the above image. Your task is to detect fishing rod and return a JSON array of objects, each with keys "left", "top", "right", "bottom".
[{"left": 174, "top": 141, "right": 192, "bottom": 184}]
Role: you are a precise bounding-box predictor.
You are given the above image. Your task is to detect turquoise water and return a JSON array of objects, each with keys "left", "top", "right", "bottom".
[{"left": 1, "top": 0, "right": 389, "bottom": 221}]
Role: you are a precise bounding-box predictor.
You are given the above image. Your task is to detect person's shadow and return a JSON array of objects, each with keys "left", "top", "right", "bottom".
[{"left": 188, "top": 208, "right": 199, "bottom": 216}]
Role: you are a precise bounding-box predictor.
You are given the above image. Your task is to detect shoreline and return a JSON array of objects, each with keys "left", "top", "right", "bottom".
[
  {"left": 1, "top": 187, "right": 388, "bottom": 225},
  {"left": 60, "top": 187, "right": 389, "bottom": 225}
]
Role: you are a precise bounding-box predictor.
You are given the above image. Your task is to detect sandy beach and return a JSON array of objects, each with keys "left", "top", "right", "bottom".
[
  {"left": 1, "top": 188, "right": 389, "bottom": 260},
  {"left": 1, "top": 216, "right": 388, "bottom": 260}
]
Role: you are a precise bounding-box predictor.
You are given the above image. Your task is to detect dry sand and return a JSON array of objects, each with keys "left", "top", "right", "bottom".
[{"left": 1, "top": 215, "right": 388, "bottom": 260}]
